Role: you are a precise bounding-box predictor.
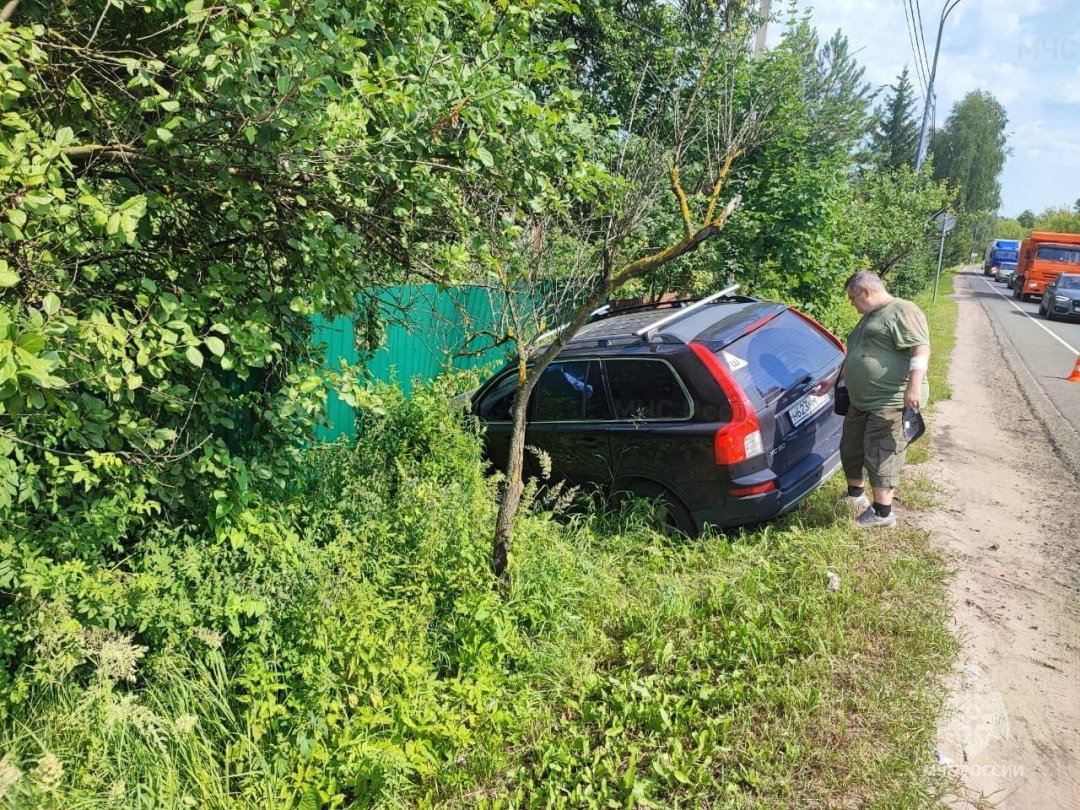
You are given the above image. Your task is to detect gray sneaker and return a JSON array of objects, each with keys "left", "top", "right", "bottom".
[
  {"left": 856, "top": 506, "right": 896, "bottom": 529},
  {"left": 840, "top": 493, "right": 870, "bottom": 514}
]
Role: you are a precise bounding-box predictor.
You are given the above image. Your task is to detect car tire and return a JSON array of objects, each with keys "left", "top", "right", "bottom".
[
  {"left": 613, "top": 480, "right": 696, "bottom": 537},
  {"left": 1039, "top": 300, "right": 1046, "bottom": 316}
]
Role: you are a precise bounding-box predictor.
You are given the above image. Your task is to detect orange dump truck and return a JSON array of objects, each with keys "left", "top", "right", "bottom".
[{"left": 1013, "top": 231, "right": 1080, "bottom": 301}]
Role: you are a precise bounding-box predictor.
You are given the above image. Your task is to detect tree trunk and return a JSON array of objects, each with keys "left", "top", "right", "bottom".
[
  {"left": 490, "top": 284, "right": 608, "bottom": 583},
  {"left": 489, "top": 198, "right": 743, "bottom": 584},
  {"left": 491, "top": 377, "right": 533, "bottom": 582}
]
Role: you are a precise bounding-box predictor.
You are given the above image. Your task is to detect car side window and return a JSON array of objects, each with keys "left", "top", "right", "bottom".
[
  {"left": 533, "top": 360, "right": 607, "bottom": 422},
  {"left": 605, "top": 359, "right": 691, "bottom": 420},
  {"left": 477, "top": 371, "right": 518, "bottom": 421}
]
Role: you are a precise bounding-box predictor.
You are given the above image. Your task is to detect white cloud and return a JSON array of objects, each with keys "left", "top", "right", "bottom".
[{"left": 1013, "top": 120, "right": 1080, "bottom": 167}]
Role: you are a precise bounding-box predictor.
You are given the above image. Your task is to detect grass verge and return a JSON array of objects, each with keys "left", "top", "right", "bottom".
[{"left": 0, "top": 364, "right": 962, "bottom": 808}]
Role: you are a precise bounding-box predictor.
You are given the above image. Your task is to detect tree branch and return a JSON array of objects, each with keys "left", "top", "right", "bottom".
[
  {"left": 612, "top": 194, "right": 742, "bottom": 288},
  {"left": 0, "top": 0, "right": 19, "bottom": 23},
  {"left": 670, "top": 166, "right": 693, "bottom": 237},
  {"left": 63, "top": 143, "right": 148, "bottom": 164},
  {"left": 703, "top": 149, "right": 742, "bottom": 225}
]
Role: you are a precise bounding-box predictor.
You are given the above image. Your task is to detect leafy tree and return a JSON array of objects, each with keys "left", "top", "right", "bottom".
[
  {"left": 1074, "top": 198, "right": 1080, "bottom": 214},
  {"left": 1017, "top": 209, "right": 1036, "bottom": 229},
  {"left": 992, "top": 217, "right": 1028, "bottom": 241},
  {"left": 931, "top": 90, "right": 1009, "bottom": 213},
  {"left": 793, "top": 25, "right": 877, "bottom": 159},
  {"left": 670, "top": 22, "right": 875, "bottom": 312},
  {"left": 843, "top": 165, "right": 953, "bottom": 284},
  {"left": 486, "top": 5, "right": 786, "bottom": 578},
  {"left": 0, "top": 0, "right": 607, "bottom": 706},
  {"left": 870, "top": 67, "right": 918, "bottom": 169},
  {"left": 1032, "top": 206, "right": 1080, "bottom": 234}
]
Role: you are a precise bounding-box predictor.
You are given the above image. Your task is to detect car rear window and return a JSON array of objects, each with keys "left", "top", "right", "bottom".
[
  {"left": 604, "top": 358, "right": 691, "bottom": 420},
  {"left": 721, "top": 310, "right": 842, "bottom": 400}
]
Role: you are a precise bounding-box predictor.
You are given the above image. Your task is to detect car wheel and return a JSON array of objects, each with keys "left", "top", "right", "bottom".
[
  {"left": 614, "top": 480, "right": 696, "bottom": 537},
  {"left": 1039, "top": 300, "right": 1047, "bottom": 316}
]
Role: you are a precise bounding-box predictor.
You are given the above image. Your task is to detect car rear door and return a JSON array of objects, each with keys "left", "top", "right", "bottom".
[
  {"left": 526, "top": 359, "right": 613, "bottom": 485},
  {"left": 601, "top": 355, "right": 707, "bottom": 487},
  {"left": 720, "top": 310, "right": 845, "bottom": 485}
]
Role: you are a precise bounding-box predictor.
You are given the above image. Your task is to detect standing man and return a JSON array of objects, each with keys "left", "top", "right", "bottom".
[{"left": 834, "top": 271, "right": 931, "bottom": 528}]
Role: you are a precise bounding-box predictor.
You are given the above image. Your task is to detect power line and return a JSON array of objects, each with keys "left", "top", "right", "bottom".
[
  {"left": 902, "top": 0, "right": 928, "bottom": 89},
  {"left": 915, "top": 0, "right": 966, "bottom": 170},
  {"left": 902, "top": 0, "right": 930, "bottom": 95},
  {"left": 912, "top": 0, "right": 933, "bottom": 80}
]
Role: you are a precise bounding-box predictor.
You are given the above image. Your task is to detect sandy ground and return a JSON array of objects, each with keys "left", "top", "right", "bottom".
[{"left": 914, "top": 273, "right": 1080, "bottom": 809}]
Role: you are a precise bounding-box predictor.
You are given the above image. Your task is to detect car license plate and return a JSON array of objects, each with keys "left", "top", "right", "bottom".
[{"left": 789, "top": 392, "right": 830, "bottom": 427}]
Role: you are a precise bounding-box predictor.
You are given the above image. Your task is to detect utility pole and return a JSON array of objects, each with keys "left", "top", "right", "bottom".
[
  {"left": 915, "top": 0, "right": 965, "bottom": 170},
  {"left": 754, "top": 0, "right": 772, "bottom": 59}
]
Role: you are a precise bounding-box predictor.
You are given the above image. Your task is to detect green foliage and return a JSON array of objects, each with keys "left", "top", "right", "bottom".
[
  {"left": 996, "top": 206, "right": 1080, "bottom": 243},
  {"left": 1, "top": 3, "right": 966, "bottom": 807},
  {"left": 870, "top": 67, "right": 918, "bottom": 170},
  {"left": 624, "top": 21, "right": 876, "bottom": 314},
  {"left": 931, "top": 90, "right": 1009, "bottom": 214},
  {"left": 0, "top": 376, "right": 958, "bottom": 808},
  {"left": 0, "top": 0, "right": 606, "bottom": 710},
  {"left": 842, "top": 165, "right": 955, "bottom": 299}
]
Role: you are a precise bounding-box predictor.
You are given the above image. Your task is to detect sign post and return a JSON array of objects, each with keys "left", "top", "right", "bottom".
[{"left": 933, "top": 212, "right": 957, "bottom": 303}]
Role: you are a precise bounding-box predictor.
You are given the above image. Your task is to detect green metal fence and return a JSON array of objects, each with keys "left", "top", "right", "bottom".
[{"left": 311, "top": 285, "right": 539, "bottom": 441}]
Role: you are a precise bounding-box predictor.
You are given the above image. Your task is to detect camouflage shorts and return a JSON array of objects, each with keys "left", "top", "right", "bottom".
[{"left": 840, "top": 407, "right": 908, "bottom": 490}]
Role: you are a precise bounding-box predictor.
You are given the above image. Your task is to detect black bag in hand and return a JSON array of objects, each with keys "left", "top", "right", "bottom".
[
  {"left": 902, "top": 407, "right": 926, "bottom": 443},
  {"left": 834, "top": 384, "right": 850, "bottom": 416}
]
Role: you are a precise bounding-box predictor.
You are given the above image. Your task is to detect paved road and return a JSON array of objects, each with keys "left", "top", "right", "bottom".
[
  {"left": 956, "top": 269, "right": 1080, "bottom": 472},
  {"left": 926, "top": 271, "right": 1080, "bottom": 809}
]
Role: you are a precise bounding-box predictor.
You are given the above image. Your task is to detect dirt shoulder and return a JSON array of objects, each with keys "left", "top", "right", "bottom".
[{"left": 913, "top": 271, "right": 1080, "bottom": 809}]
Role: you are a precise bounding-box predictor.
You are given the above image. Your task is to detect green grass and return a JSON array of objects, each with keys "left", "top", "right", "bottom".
[
  {"left": 906, "top": 265, "right": 959, "bottom": 466},
  {"left": 0, "top": 371, "right": 963, "bottom": 809}
]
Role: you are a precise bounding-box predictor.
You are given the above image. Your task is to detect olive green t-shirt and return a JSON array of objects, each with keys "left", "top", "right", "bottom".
[{"left": 844, "top": 298, "right": 930, "bottom": 411}]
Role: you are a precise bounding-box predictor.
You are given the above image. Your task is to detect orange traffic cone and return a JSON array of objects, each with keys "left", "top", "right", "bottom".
[{"left": 1068, "top": 355, "right": 1080, "bottom": 383}]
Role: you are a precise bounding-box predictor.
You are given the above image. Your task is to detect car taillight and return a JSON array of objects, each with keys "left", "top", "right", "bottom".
[{"left": 689, "top": 342, "right": 765, "bottom": 465}]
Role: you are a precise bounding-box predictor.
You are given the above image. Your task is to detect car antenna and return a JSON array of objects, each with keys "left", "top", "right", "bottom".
[{"left": 633, "top": 284, "right": 741, "bottom": 342}]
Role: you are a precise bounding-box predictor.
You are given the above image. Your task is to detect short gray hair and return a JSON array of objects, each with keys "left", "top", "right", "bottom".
[{"left": 844, "top": 270, "right": 885, "bottom": 294}]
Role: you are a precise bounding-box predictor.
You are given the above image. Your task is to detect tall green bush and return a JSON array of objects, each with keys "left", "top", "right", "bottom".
[{"left": 0, "top": 0, "right": 603, "bottom": 710}]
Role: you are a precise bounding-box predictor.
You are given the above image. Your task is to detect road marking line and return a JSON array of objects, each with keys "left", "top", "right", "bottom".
[{"left": 978, "top": 276, "right": 1079, "bottom": 356}]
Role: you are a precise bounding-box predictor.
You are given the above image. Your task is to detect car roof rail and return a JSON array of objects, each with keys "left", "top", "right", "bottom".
[{"left": 633, "top": 284, "right": 742, "bottom": 342}]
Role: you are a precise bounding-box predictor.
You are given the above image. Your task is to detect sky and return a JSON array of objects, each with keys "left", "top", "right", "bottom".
[{"left": 768, "top": 0, "right": 1080, "bottom": 216}]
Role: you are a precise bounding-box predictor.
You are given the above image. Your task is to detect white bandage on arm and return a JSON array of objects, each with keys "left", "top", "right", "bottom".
[{"left": 909, "top": 354, "right": 929, "bottom": 372}]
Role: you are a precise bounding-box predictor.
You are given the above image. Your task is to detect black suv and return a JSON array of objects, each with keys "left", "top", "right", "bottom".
[{"left": 470, "top": 290, "right": 846, "bottom": 534}]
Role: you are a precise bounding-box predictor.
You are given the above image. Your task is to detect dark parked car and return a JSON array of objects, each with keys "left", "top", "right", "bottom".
[
  {"left": 1038, "top": 273, "right": 1080, "bottom": 321},
  {"left": 470, "top": 289, "right": 847, "bottom": 534}
]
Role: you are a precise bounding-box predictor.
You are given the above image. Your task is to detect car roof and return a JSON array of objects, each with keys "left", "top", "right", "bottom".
[{"left": 566, "top": 300, "right": 786, "bottom": 349}]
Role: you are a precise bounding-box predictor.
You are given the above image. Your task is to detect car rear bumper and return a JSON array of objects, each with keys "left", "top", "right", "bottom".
[{"left": 690, "top": 439, "right": 843, "bottom": 530}]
